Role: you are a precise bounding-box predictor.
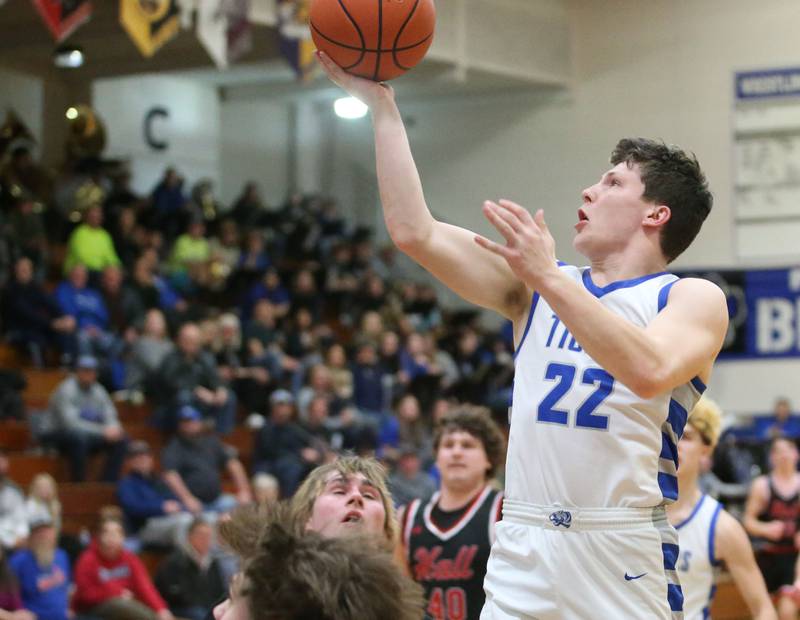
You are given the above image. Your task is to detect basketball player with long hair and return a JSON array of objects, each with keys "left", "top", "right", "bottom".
[
  {"left": 400, "top": 407, "right": 506, "bottom": 620},
  {"left": 667, "top": 397, "right": 775, "bottom": 619},
  {"left": 317, "top": 50, "right": 728, "bottom": 618}
]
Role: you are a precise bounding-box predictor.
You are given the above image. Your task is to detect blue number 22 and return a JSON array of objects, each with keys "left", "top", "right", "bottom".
[{"left": 537, "top": 363, "right": 614, "bottom": 430}]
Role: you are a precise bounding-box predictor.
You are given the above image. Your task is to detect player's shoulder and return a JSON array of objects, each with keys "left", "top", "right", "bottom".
[
  {"left": 714, "top": 507, "right": 753, "bottom": 561},
  {"left": 668, "top": 276, "right": 727, "bottom": 307}
]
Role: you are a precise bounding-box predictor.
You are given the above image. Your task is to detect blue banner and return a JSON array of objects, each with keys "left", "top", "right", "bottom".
[
  {"left": 676, "top": 267, "right": 800, "bottom": 360},
  {"left": 735, "top": 67, "right": 800, "bottom": 100}
]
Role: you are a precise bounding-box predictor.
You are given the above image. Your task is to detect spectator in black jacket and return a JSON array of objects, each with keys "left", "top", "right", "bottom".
[
  {"left": 3, "top": 257, "right": 76, "bottom": 367},
  {"left": 155, "top": 323, "right": 236, "bottom": 433},
  {"left": 252, "top": 390, "right": 321, "bottom": 497},
  {"left": 154, "top": 518, "right": 225, "bottom": 620}
]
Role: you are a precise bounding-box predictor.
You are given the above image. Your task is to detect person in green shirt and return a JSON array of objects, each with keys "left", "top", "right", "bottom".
[
  {"left": 63, "top": 205, "right": 121, "bottom": 276},
  {"left": 168, "top": 218, "right": 211, "bottom": 294}
]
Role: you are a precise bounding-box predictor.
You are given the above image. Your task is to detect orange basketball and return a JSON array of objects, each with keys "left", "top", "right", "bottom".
[{"left": 309, "top": 0, "right": 436, "bottom": 82}]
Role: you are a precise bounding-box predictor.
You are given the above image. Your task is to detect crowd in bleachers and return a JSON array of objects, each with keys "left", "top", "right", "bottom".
[{"left": 0, "top": 150, "right": 517, "bottom": 620}]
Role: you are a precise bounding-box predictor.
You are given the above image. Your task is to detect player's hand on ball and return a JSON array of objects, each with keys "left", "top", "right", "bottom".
[
  {"left": 316, "top": 51, "right": 394, "bottom": 108},
  {"left": 475, "top": 200, "right": 558, "bottom": 288}
]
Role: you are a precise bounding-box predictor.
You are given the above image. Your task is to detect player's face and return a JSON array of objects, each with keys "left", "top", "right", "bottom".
[
  {"left": 306, "top": 472, "right": 386, "bottom": 540},
  {"left": 770, "top": 439, "right": 799, "bottom": 471},
  {"left": 676, "top": 424, "right": 710, "bottom": 482},
  {"left": 436, "top": 430, "right": 491, "bottom": 490},
  {"left": 574, "top": 162, "right": 654, "bottom": 259},
  {"left": 213, "top": 573, "right": 249, "bottom": 620}
]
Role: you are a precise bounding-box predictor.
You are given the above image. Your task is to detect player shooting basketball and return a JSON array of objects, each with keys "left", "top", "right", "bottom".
[{"left": 318, "top": 45, "right": 729, "bottom": 618}]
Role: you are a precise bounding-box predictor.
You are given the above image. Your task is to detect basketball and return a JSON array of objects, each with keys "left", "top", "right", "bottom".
[{"left": 309, "top": 0, "right": 436, "bottom": 82}]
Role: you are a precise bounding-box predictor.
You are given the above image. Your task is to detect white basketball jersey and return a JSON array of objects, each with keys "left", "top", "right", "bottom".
[
  {"left": 675, "top": 495, "right": 723, "bottom": 620},
  {"left": 507, "top": 264, "right": 706, "bottom": 508}
]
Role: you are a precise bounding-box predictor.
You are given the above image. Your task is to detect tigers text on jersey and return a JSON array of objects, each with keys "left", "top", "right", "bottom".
[
  {"left": 508, "top": 264, "right": 706, "bottom": 508},
  {"left": 675, "top": 495, "right": 723, "bottom": 620},
  {"left": 402, "top": 486, "right": 503, "bottom": 620}
]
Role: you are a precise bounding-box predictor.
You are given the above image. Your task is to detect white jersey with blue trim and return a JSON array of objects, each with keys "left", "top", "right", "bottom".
[
  {"left": 675, "top": 495, "right": 723, "bottom": 620},
  {"left": 507, "top": 263, "right": 706, "bottom": 508}
]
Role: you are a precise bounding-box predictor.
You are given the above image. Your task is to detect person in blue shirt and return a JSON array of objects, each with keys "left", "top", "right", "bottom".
[{"left": 9, "top": 515, "right": 71, "bottom": 620}]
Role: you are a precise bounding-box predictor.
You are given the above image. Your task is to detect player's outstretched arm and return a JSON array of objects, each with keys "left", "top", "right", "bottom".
[
  {"left": 716, "top": 509, "right": 778, "bottom": 620},
  {"left": 316, "top": 52, "right": 527, "bottom": 320}
]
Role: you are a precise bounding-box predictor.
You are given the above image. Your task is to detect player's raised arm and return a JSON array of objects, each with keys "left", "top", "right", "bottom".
[
  {"left": 316, "top": 52, "right": 528, "bottom": 321},
  {"left": 715, "top": 510, "right": 778, "bottom": 620}
]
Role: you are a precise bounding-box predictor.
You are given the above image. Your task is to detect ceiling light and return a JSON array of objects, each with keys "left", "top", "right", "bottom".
[
  {"left": 334, "top": 97, "right": 368, "bottom": 120},
  {"left": 65, "top": 107, "right": 79, "bottom": 120},
  {"left": 54, "top": 45, "right": 84, "bottom": 69}
]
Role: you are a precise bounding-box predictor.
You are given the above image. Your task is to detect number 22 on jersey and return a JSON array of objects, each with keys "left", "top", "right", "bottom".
[{"left": 538, "top": 314, "right": 615, "bottom": 431}]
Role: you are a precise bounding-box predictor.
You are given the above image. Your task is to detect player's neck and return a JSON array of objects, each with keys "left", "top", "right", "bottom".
[
  {"left": 438, "top": 480, "right": 487, "bottom": 511},
  {"left": 667, "top": 475, "right": 702, "bottom": 519},
  {"left": 772, "top": 466, "right": 798, "bottom": 482},
  {"left": 588, "top": 249, "right": 667, "bottom": 286}
]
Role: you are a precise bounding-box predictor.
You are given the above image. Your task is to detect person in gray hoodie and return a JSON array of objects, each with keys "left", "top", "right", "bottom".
[{"left": 47, "top": 355, "right": 128, "bottom": 482}]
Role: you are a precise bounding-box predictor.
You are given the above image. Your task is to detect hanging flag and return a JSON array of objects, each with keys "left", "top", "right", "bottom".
[
  {"left": 277, "top": 0, "right": 316, "bottom": 81},
  {"left": 32, "top": 0, "right": 92, "bottom": 43},
  {"left": 197, "top": 0, "right": 252, "bottom": 69},
  {"left": 119, "top": 0, "right": 181, "bottom": 58}
]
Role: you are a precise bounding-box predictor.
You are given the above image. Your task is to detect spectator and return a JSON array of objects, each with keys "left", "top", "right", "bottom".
[
  {"left": 253, "top": 390, "right": 321, "bottom": 498},
  {"left": 214, "top": 314, "right": 271, "bottom": 417},
  {"left": 296, "top": 364, "right": 340, "bottom": 422},
  {"left": 154, "top": 519, "right": 225, "bottom": 620},
  {"left": 72, "top": 515, "right": 172, "bottom": 620},
  {"left": 24, "top": 475, "right": 82, "bottom": 567},
  {"left": 156, "top": 323, "right": 236, "bottom": 434},
  {"left": 0, "top": 546, "right": 32, "bottom": 620},
  {"left": 2, "top": 257, "right": 76, "bottom": 367},
  {"left": 289, "top": 269, "right": 322, "bottom": 322},
  {"left": 53, "top": 264, "right": 117, "bottom": 367},
  {"left": 229, "top": 182, "right": 266, "bottom": 230},
  {"left": 351, "top": 340, "right": 388, "bottom": 421},
  {"left": 161, "top": 406, "right": 251, "bottom": 516},
  {"left": 0, "top": 451, "right": 27, "bottom": 551},
  {"left": 6, "top": 195, "right": 47, "bottom": 276},
  {"left": 379, "top": 394, "right": 433, "bottom": 467},
  {"left": 116, "top": 441, "right": 192, "bottom": 550},
  {"left": 323, "top": 343, "right": 353, "bottom": 401},
  {"left": 167, "top": 218, "right": 210, "bottom": 294},
  {"left": 250, "top": 474, "right": 279, "bottom": 508},
  {"left": 47, "top": 355, "right": 128, "bottom": 482},
  {"left": 235, "top": 231, "right": 269, "bottom": 286},
  {"left": 98, "top": 266, "right": 142, "bottom": 337},
  {"left": 754, "top": 397, "right": 800, "bottom": 442},
  {"left": 63, "top": 205, "right": 121, "bottom": 276},
  {"left": 125, "top": 309, "right": 174, "bottom": 402},
  {"left": 148, "top": 168, "right": 186, "bottom": 242},
  {"left": 387, "top": 444, "right": 436, "bottom": 507},
  {"left": 8, "top": 515, "right": 71, "bottom": 620},
  {"left": 207, "top": 219, "right": 240, "bottom": 292},
  {"left": 240, "top": 268, "right": 289, "bottom": 323}
]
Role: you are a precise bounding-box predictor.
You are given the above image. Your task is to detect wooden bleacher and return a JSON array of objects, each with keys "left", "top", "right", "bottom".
[
  {"left": 58, "top": 482, "right": 118, "bottom": 535},
  {"left": 22, "top": 368, "right": 67, "bottom": 409}
]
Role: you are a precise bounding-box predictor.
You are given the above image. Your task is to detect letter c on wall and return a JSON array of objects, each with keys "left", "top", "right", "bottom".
[{"left": 144, "top": 107, "right": 169, "bottom": 151}]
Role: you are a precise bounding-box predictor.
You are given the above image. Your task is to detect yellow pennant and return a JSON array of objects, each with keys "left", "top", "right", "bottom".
[{"left": 120, "top": 0, "right": 181, "bottom": 58}]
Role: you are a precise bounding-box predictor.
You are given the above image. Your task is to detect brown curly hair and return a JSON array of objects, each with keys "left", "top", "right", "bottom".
[
  {"left": 433, "top": 406, "right": 506, "bottom": 478},
  {"left": 219, "top": 502, "right": 424, "bottom": 620}
]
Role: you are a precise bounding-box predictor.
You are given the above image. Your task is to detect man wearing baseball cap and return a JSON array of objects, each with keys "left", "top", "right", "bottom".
[{"left": 667, "top": 397, "right": 775, "bottom": 619}]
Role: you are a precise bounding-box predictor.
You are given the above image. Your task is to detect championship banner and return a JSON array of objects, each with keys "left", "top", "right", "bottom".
[
  {"left": 32, "top": 0, "right": 92, "bottom": 42},
  {"left": 197, "top": 0, "right": 251, "bottom": 69},
  {"left": 676, "top": 267, "right": 800, "bottom": 360},
  {"left": 277, "top": 0, "right": 316, "bottom": 80},
  {"left": 120, "top": 0, "right": 181, "bottom": 58}
]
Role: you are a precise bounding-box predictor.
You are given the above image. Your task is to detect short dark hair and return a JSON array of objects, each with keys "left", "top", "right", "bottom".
[
  {"left": 610, "top": 138, "right": 712, "bottom": 263},
  {"left": 433, "top": 406, "right": 506, "bottom": 478}
]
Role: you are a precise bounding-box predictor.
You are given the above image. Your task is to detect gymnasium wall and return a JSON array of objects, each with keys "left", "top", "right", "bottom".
[
  {"left": 92, "top": 75, "right": 221, "bottom": 197},
  {"left": 0, "top": 68, "right": 44, "bottom": 150}
]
